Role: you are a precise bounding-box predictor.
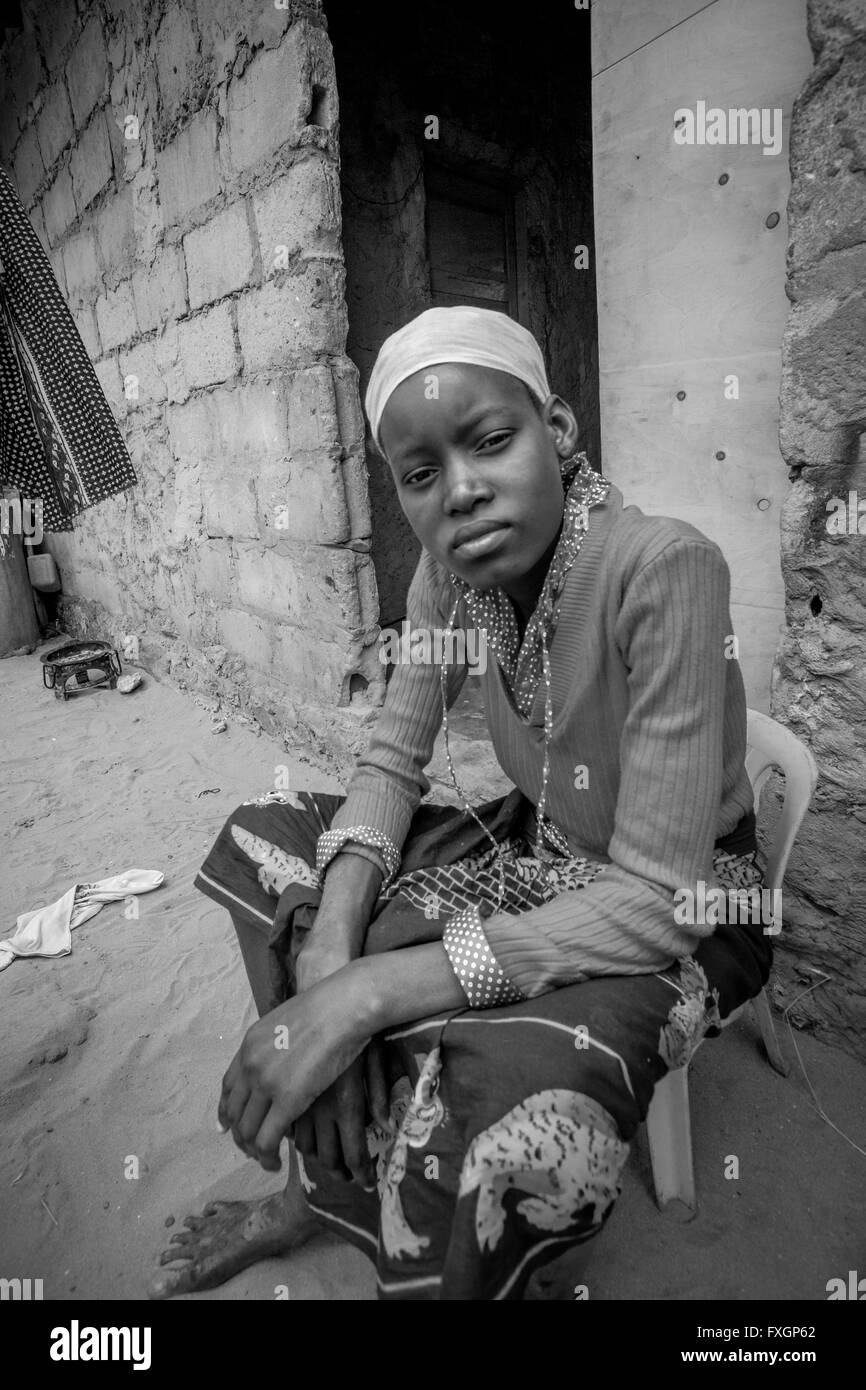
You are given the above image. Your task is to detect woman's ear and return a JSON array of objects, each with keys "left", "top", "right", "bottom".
[{"left": 542, "top": 395, "right": 580, "bottom": 460}]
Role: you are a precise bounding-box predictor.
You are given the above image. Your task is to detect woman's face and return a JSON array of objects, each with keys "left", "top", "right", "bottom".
[{"left": 379, "top": 363, "right": 580, "bottom": 594}]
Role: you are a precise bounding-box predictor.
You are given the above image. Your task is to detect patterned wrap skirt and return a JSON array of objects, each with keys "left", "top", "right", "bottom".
[{"left": 194, "top": 787, "right": 772, "bottom": 1301}]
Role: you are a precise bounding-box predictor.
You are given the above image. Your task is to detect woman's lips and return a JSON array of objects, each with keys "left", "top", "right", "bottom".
[{"left": 451, "top": 524, "right": 510, "bottom": 560}]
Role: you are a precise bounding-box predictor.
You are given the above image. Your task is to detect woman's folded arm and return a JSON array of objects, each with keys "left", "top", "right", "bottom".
[
  {"left": 320, "top": 549, "right": 468, "bottom": 881},
  {"left": 320, "top": 537, "right": 743, "bottom": 1020},
  {"left": 473, "top": 537, "right": 737, "bottom": 1001}
]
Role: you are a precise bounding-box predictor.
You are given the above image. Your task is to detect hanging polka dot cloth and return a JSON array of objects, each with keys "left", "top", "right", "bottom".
[{"left": 0, "top": 165, "right": 137, "bottom": 532}]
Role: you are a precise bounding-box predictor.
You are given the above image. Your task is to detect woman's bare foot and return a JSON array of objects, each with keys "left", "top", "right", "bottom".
[{"left": 148, "top": 1173, "right": 323, "bottom": 1299}]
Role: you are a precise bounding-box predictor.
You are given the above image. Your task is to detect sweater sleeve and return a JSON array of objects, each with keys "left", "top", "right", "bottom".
[
  {"left": 481, "top": 537, "right": 737, "bottom": 997},
  {"left": 326, "top": 550, "right": 469, "bottom": 857}
]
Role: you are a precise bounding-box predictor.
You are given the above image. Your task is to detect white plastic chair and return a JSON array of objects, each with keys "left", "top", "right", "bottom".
[{"left": 645, "top": 708, "right": 819, "bottom": 1213}]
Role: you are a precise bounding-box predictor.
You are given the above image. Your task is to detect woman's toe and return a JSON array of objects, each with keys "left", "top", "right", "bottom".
[
  {"left": 159, "top": 1248, "right": 191, "bottom": 1267},
  {"left": 201, "top": 1200, "right": 231, "bottom": 1216},
  {"left": 149, "top": 1265, "right": 195, "bottom": 1299}
]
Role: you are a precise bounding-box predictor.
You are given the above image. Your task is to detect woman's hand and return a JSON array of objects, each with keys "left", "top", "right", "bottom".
[
  {"left": 292, "top": 1057, "right": 367, "bottom": 1187},
  {"left": 219, "top": 964, "right": 375, "bottom": 1172},
  {"left": 219, "top": 940, "right": 467, "bottom": 1175},
  {"left": 285, "top": 854, "right": 389, "bottom": 1182},
  {"left": 293, "top": 942, "right": 395, "bottom": 1183}
]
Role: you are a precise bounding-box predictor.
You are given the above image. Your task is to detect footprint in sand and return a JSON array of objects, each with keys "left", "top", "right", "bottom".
[{"left": 29, "top": 1004, "right": 97, "bottom": 1067}]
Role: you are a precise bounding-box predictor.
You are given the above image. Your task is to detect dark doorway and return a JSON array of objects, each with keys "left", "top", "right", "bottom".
[
  {"left": 425, "top": 160, "right": 528, "bottom": 320},
  {"left": 326, "top": 0, "right": 598, "bottom": 627}
]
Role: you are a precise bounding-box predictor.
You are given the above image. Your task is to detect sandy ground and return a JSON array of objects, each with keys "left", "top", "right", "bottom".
[{"left": 1, "top": 638, "right": 864, "bottom": 1302}]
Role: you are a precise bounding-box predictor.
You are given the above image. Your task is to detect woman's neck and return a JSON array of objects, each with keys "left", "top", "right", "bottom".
[{"left": 502, "top": 525, "right": 562, "bottom": 629}]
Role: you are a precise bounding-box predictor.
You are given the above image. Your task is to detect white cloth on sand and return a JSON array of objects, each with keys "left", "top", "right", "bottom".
[{"left": 0, "top": 869, "right": 164, "bottom": 972}]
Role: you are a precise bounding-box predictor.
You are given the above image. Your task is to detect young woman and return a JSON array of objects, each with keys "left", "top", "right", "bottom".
[{"left": 154, "top": 307, "right": 771, "bottom": 1301}]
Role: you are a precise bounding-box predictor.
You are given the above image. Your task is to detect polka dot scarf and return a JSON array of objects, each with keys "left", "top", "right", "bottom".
[
  {"left": 438, "top": 453, "right": 611, "bottom": 877},
  {"left": 449, "top": 453, "right": 610, "bottom": 717},
  {"left": 0, "top": 165, "right": 137, "bottom": 532}
]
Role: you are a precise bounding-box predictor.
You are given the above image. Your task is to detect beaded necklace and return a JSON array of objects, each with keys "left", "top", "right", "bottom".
[{"left": 438, "top": 453, "right": 611, "bottom": 913}]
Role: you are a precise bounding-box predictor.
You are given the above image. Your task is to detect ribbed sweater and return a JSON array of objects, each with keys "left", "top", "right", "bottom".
[{"left": 329, "top": 480, "right": 755, "bottom": 998}]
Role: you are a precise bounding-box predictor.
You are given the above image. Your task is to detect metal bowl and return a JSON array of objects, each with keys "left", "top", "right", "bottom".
[{"left": 40, "top": 640, "right": 116, "bottom": 666}]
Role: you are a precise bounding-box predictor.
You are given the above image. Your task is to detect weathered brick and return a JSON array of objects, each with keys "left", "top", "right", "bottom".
[
  {"left": 271, "top": 623, "right": 354, "bottom": 703},
  {"left": 0, "top": 91, "right": 20, "bottom": 166},
  {"left": 147, "top": 565, "right": 181, "bottom": 629},
  {"left": 70, "top": 113, "right": 113, "bottom": 214},
  {"left": 252, "top": 157, "right": 340, "bottom": 271},
  {"left": 168, "top": 384, "right": 294, "bottom": 539},
  {"left": 195, "top": 0, "right": 291, "bottom": 64},
  {"left": 236, "top": 265, "right": 346, "bottom": 373},
  {"left": 66, "top": 17, "right": 107, "bottom": 129},
  {"left": 62, "top": 225, "right": 101, "bottom": 302},
  {"left": 286, "top": 364, "right": 339, "bottom": 452},
  {"left": 95, "top": 279, "right": 137, "bottom": 351},
  {"left": 96, "top": 190, "right": 135, "bottom": 280},
  {"left": 12, "top": 122, "right": 45, "bottom": 206},
  {"left": 355, "top": 551, "right": 380, "bottom": 636},
  {"left": 72, "top": 304, "right": 100, "bottom": 360},
  {"left": 167, "top": 382, "right": 289, "bottom": 468},
  {"left": 156, "top": 111, "right": 221, "bottom": 225},
  {"left": 176, "top": 301, "right": 237, "bottom": 388},
  {"left": 168, "top": 459, "right": 204, "bottom": 543},
  {"left": 152, "top": 323, "right": 189, "bottom": 405},
  {"left": 29, "top": 203, "right": 50, "bottom": 257},
  {"left": 234, "top": 541, "right": 362, "bottom": 632},
  {"left": 35, "top": 81, "right": 73, "bottom": 171},
  {"left": 302, "top": 18, "right": 338, "bottom": 131},
  {"left": 42, "top": 165, "right": 76, "bottom": 244},
  {"left": 132, "top": 245, "right": 188, "bottom": 333},
  {"left": 183, "top": 201, "right": 255, "bottom": 310},
  {"left": 332, "top": 354, "right": 366, "bottom": 454},
  {"left": 340, "top": 452, "right": 373, "bottom": 540},
  {"left": 193, "top": 538, "right": 235, "bottom": 604},
  {"left": 215, "top": 608, "right": 272, "bottom": 673},
  {"left": 93, "top": 356, "right": 125, "bottom": 419},
  {"left": 7, "top": 28, "right": 43, "bottom": 116},
  {"left": 224, "top": 35, "right": 306, "bottom": 175},
  {"left": 120, "top": 340, "right": 168, "bottom": 407},
  {"left": 48, "top": 246, "right": 67, "bottom": 296},
  {"left": 256, "top": 451, "right": 350, "bottom": 544},
  {"left": 154, "top": 6, "right": 201, "bottom": 122},
  {"left": 130, "top": 175, "right": 163, "bottom": 261},
  {"left": 33, "top": 0, "right": 78, "bottom": 72},
  {"left": 202, "top": 471, "right": 259, "bottom": 540},
  {"left": 109, "top": 103, "right": 144, "bottom": 178}
]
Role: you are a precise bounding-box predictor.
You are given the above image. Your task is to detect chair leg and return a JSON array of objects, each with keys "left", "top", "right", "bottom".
[
  {"left": 752, "top": 988, "right": 789, "bottom": 1076},
  {"left": 646, "top": 1066, "right": 697, "bottom": 1214}
]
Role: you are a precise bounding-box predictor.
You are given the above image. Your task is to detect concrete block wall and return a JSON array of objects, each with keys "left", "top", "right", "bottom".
[{"left": 0, "top": 0, "right": 384, "bottom": 764}]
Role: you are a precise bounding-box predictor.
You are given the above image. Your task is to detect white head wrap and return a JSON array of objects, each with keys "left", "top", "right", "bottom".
[{"left": 364, "top": 306, "right": 551, "bottom": 455}]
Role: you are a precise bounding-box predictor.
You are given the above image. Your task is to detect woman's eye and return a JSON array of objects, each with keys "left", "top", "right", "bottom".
[
  {"left": 404, "top": 467, "right": 435, "bottom": 487},
  {"left": 477, "top": 431, "right": 512, "bottom": 451}
]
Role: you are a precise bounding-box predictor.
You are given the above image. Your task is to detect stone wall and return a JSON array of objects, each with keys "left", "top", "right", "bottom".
[
  {"left": 774, "top": 0, "right": 866, "bottom": 1058},
  {"left": 0, "top": 0, "right": 385, "bottom": 764}
]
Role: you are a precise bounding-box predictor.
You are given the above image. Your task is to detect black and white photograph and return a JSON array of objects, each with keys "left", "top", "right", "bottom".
[{"left": 0, "top": 0, "right": 864, "bottom": 1349}]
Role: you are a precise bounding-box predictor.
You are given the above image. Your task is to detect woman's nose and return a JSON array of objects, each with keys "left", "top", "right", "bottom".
[{"left": 442, "top": 460, "right": 492, "bottom": 513}]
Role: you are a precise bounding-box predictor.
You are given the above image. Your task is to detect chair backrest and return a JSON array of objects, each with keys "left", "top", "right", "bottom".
[{"left": 745, "top": 708, "right": 819, "bottom": 893}]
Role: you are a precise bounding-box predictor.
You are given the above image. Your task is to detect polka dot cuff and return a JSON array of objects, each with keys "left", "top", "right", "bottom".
[
  {"left": 315, "top": 826, "right": 402, "bottom": 890},
  {"left": 442, "top": 905, "right": 525, "bottom": 1009}
]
